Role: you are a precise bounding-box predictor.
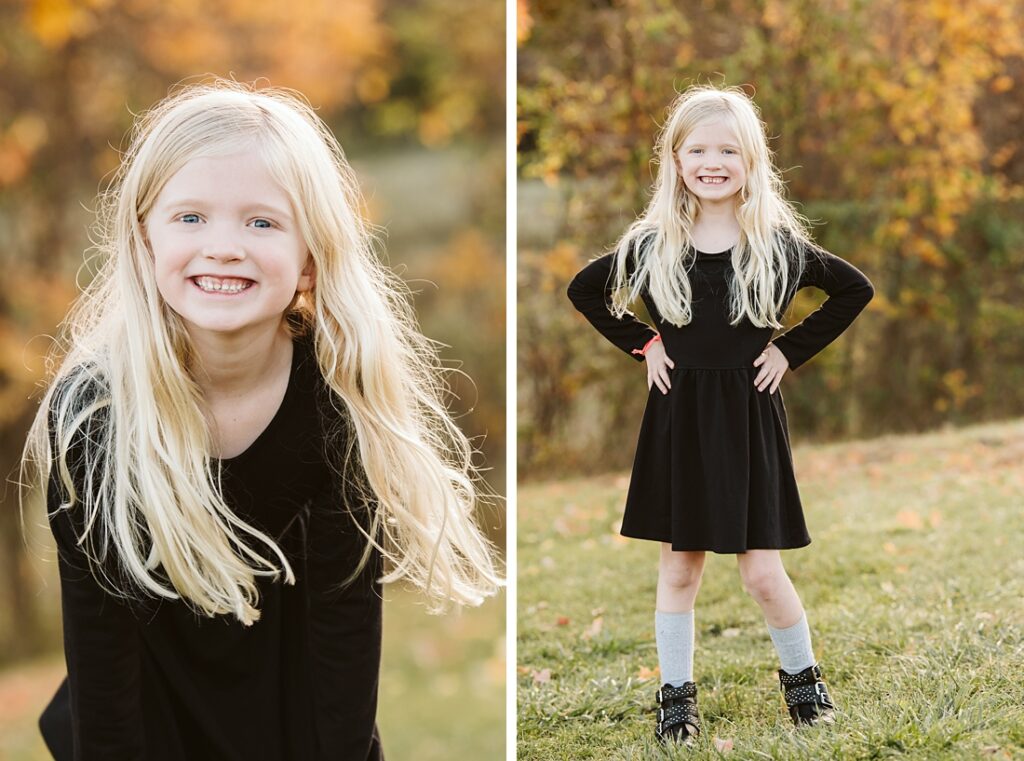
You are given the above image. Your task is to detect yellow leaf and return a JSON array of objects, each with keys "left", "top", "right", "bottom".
[
  {"left": 897, "top": 510, "right": 924, "bottom": 530},
  {"left": 637, "top": 665, "right": 660, "bottom": 681}
]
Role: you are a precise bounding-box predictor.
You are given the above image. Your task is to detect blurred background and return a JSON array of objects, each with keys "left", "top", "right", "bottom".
[
  {"left": 517, "top": 0, "right": 1024, "bottom": 478},
  {"left": 0, "top": 1, "right": 504, "bottom": 759}
]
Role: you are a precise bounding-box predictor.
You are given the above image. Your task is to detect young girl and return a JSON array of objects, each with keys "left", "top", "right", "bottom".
[
  {"left": 567, "top": 85, "right": 873, "bottom": 744},
  {"left": 20, "top": 79, "right": 501, "bottom": 760}
]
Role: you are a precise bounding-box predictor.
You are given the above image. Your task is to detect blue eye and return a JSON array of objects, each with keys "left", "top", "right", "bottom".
[
  {"left": 252, "top": 219, "right": 274, "bottom": 229},
  {"left": 180, "top": 213, "right": 201, "bottom": 224}
]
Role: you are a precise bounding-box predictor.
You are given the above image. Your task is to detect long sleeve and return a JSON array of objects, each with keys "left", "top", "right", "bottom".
[
  {"left": 567, "top": 251, "right": 658, "bottom": 362},
  {"left": 771, "top": 246, "right": 874, "bottom": 371},
  {"left": 302, "top": 481, "right": 384, "bottom": 761},
  {"left": 45, "top": 401, "right": 146, "bottom": 759}
]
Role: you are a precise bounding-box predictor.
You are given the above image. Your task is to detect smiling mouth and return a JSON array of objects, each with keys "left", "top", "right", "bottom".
[
  {"left": 699, "top": 176, "right": 728, "bottom": 184},
  {"left": 190, "top": 277, "right": 256, "bottom": 295}
]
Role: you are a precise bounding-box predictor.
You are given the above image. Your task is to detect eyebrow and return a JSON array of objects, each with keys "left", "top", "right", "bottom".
[
  {"left": 684, "top": 142, "right": 741, "bottom": 150},
  {"left": 159, "top": 199, "right": 293, "bottom": 220}
]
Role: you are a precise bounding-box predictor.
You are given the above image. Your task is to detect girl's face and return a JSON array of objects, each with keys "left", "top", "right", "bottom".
[
  {"left": 145, "top": 151, "right": 315, "bottom": 341},
  {"left": 675, "top": 118, "right": 747, "bottom": 210}
]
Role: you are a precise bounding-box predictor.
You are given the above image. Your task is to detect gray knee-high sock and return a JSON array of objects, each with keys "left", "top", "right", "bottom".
[
  {"left": 766, "top": 612, "right": 816, "bottom": 675},
  {"left": 655, "top": 610, "right": 694, "bottom": 686}
]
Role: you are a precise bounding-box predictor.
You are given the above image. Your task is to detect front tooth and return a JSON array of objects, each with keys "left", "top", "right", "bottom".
[{"left": 198, "top": 277, "right": 248, "bottom": 291}]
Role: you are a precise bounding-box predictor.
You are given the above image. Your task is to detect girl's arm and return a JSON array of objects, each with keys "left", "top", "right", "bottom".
[
  {"left": 567, "top": 252, "right": 659, "bottom": 361},
  {"left": 771, "top": 245, "right": 875, "bottom": 371},
  {"left": 303, "top": 482, "right": 383, "bottom": 760},
  {"left": 46, "top": 406, "right": 147, "bottom": 758}
]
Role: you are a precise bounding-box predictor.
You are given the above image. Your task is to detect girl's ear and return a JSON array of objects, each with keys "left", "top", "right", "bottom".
[{"left": 297, "top": 252, "right": 317, "bottom": 292}]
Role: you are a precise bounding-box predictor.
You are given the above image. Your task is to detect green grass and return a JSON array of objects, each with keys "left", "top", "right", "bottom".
[
  {"left": 518, "top": 419, "right": 1024, "bottom": 760},
  {"left": 0, "top": 589, "right": 504, "bottom": 761}
]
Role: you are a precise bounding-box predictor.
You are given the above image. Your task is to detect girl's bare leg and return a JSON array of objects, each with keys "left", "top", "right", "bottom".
[
  {"left": 657, "top": 545, "right": 705, "bottom": 612},
  {"left": 735, "top": 549, "right": 804, "bottom": 627}
]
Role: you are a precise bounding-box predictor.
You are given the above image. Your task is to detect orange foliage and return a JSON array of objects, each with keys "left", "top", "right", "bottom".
[
  {"left": 518, "top": 0, "right": 534, "bottom": 45},
  {"left": 0, "top": 268, "right": 77, "bottom": 425},
  {"left": 22, "top": 0, "right": 387, "bottom": 110},
  {"left": 518, "top": 0, "right": 1024, "bottom": 474}
]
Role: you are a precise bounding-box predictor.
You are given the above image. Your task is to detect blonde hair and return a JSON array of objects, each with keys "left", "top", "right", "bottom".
[
  {"left": 611, "top": 84, "right": 819, "bottom": 327},
  {"left": 20, "top": 78, "right": 501, "bottom": 625}
]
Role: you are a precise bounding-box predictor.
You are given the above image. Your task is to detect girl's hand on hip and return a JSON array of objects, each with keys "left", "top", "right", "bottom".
[
  {"left": 646, "top": 341, "right": 675, "bottom": 395},
  {"left": 753, "top": 343, "right": 789, "bottom": 394}
]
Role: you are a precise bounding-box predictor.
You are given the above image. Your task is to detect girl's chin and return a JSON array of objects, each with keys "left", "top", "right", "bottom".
[
  {"left": 181, "top": 320, "right": 250, "bottom": 335},
  {"left": 692, "top": 189, "right": 741, "bottom": 204}
]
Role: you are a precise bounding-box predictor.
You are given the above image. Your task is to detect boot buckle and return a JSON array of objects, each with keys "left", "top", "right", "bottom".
[{"left": 815, "top": 682, "right": 833, "bottom": 706}]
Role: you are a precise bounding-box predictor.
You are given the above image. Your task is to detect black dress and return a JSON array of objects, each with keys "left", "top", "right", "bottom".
[
  {"left": 567, "top": 237, "right": 874, "bottom": 553},
  {"left": 39, "top": 332, "right": 385, "bottom": 760}
]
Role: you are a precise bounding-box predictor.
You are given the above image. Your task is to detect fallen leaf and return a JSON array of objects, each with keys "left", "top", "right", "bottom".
[
  {"left": 722, "top": 627, "right": 741, "bottom": 638},
  {"left": 897, "top": 510, "right": 924, "bottom": 530},
  {"left": 582, "top": 616, "right": 604, "bottom": 639},
  {"left": 532, "top": 668, "right": 552, "bottom": 684},
  {"left": 637, "top": 665, "right": 660, "bottom": 681},
  {"left": 928, "top": 509, "right": 942, "bottom": 527},
  {"left": 556, "top": 616, "right": 570, "bottom": 627},
  {"left": 713, "top": 736, "right": 734, "bottom": 752},
  {"left": 883, "top": 541, "right": 898, "bottom": 554}
]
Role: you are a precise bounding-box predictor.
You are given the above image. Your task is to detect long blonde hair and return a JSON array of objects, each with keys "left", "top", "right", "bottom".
[
  {"left": 20, "top": 79, "right": 501, "bottom": 625},
  {"left": 612, "top": 84, "right": 818, "bottom": 327}
]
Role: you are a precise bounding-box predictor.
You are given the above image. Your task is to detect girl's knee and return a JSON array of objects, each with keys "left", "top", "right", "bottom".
[
  {"left": 737, "top": 556, "right": 787, "bottom": 600},
  {"left": 659, "top": 549, "right": 705, "bottom": 590}
]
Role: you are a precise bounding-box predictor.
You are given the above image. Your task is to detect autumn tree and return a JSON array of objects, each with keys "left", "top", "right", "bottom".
[{"left": 518, "top": 0, "right": 1024, "bottom": 476}]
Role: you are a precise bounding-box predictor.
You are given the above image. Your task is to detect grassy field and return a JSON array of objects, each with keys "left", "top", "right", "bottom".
[
  {"left": 0, "top": 588, "right": 504, "bottom": 761},
  {"left": 518, "top": 419, "right": 1024, "bottom": 760}
]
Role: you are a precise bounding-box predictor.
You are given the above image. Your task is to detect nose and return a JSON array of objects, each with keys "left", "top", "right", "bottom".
[{"left": 201, "top": 232, "right": 245, "bottom": 261}]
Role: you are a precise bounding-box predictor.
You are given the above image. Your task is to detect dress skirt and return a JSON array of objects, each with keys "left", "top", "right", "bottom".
[{"left": 621, "top": 365, "right": 810, "bottom": 553}]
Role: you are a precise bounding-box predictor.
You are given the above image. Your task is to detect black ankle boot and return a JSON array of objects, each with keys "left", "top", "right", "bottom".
[
  {"left": 655, "top": 681, "right": 700, "bottom": 745},
  {"left": 778, "top": 663, "right": 836, "bottom": 726}
]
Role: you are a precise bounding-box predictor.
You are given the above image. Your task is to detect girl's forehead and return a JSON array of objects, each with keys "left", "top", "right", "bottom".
[
  {"left": 154, "top": 152, "right": 292, "bottom": 208},
  {"left": 681, "top": 118, "right": 740, "bottom": 146}
]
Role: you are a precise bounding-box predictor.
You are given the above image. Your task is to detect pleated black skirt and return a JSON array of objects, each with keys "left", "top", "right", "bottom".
[{"left": 621, "top": 365, "right": 811, "bottom": 553}]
